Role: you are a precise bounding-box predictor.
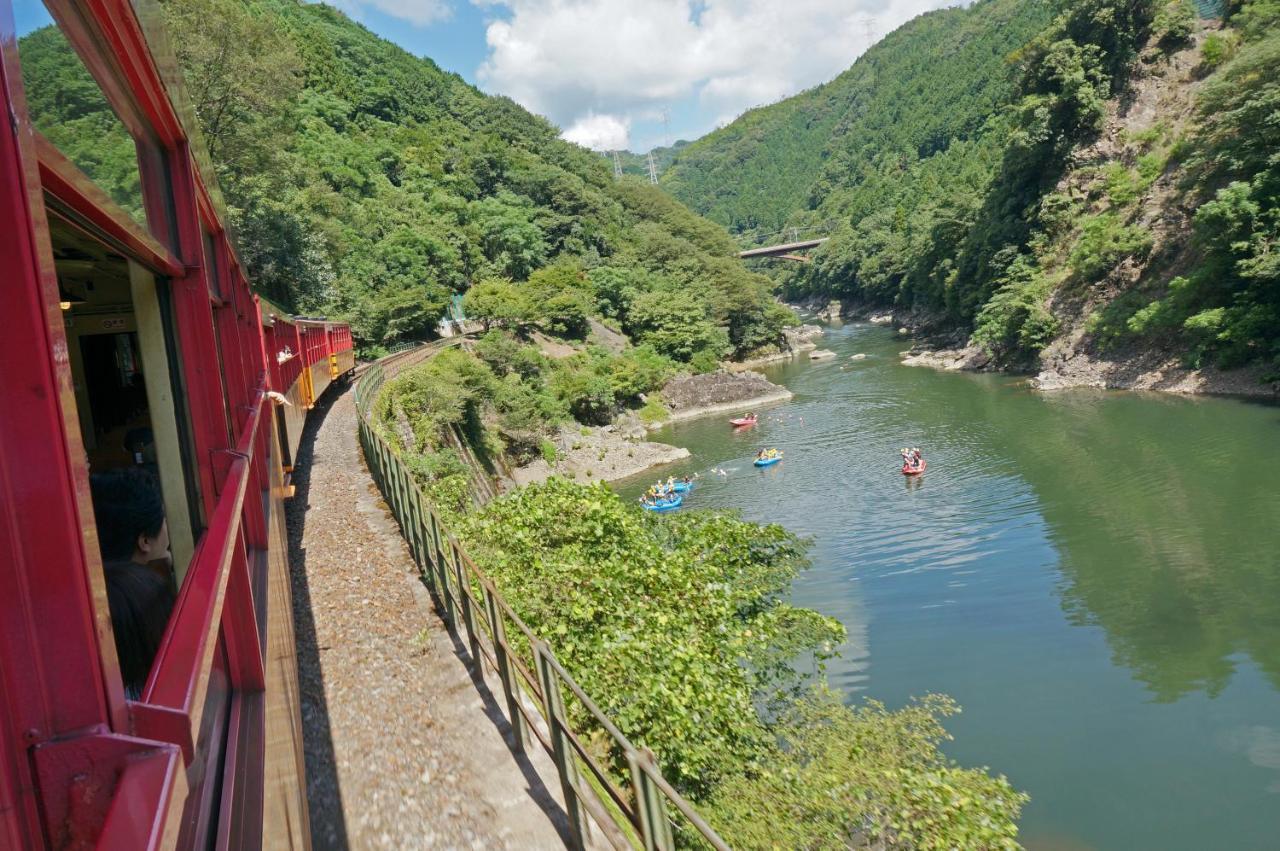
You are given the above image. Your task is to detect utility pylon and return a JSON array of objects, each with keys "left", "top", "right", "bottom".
[
  {"left": 646, "top": 151, "right": 659, "bottom": 184},
  {"left": 860, "top": 16, "right": 877, "bottom": 49},
  {"left": 611, "top": 150, "right": 623, "bottom": 178}
]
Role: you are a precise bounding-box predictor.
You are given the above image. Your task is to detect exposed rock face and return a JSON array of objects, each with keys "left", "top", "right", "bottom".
[
  {"left": 729, "top": 323, "right": 824, "bottom": 370},
  {"left": 1031, "top": 350, "right": 1279, "bottom": 398},
  {"left": 657, "top": 370, "right": 793, "bottom": 424},
  {"left": 816, "top": 301, "right": 843, "bottom": 321}
]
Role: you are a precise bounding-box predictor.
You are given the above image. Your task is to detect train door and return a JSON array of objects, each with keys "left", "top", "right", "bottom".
[{"left": 54, "top": 212, "right": 199, "bottom": 584}]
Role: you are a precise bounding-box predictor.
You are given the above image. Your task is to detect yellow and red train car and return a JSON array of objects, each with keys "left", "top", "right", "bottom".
[{"left": 0, "top": 1, "right": 351, "bottom": 847}]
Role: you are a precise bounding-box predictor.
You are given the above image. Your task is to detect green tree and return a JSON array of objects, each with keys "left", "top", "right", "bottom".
[{"left": 463, "top": 278, "right": 533, "bottom": 329}]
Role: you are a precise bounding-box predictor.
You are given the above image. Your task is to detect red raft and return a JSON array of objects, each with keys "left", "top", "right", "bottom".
[
  {"left": 902, "top": 460, "right": 928, "bottom": 476},
  {"left": 730, "top": 415, "right": 758, "bottom": 427}
]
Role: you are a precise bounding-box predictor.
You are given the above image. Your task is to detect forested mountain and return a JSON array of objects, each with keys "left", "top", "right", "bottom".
[
  {"left": 614, "top": 141, "right": 689, "bottom": 180},
  {"left": 21, "top": 0, "right": 789, "bottom": 362},
  {"left": 660, "top": 0, "right": 1056, "bottom": 234},
  {"left": 662, "top": 0, "right": 1280, "bottom": 380}
]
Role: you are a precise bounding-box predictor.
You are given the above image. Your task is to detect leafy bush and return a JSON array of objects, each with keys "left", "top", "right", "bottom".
[
  {"left": 637, "top": 396, "right": 669, "bottom": 425},
  {"left": 1102, "top": 163, "right": 1146, "bottom": 207},
  {"left": 548, "top": 356, "right": 617, "bottom": 424},
  {"left": 1200, "top": 31, "right": 1239, "bottom": 68},
  {"left": 401, "top": 447, "right": 471, "bottom": 517},
  {"left": 1154, "top": 0, "right": 1197, "bottom": 50},
  {"left": 708, "top": 689, "right": 1027, "bottom": 851},
  {"left": 1069, "top": 214, "right": 1154, "bottom": 281},
  {"left": 463, "top": 278, "right": 533, "bottom": 330},
  {"left": 973, "top": 255, "right": 1059, "bottom": 363},
  {"left": 539, "top": 439, "right": 558, "bottom": 465},
  {"left": 689, "top": 348, "right": 723, "bottom": 374}
]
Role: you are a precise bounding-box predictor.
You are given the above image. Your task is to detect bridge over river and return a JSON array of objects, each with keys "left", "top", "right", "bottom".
[{"left": 737, "top": 237, "right": 828, "bottom": 262}]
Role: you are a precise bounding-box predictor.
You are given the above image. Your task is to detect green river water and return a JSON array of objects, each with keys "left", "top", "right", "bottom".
[{"left": 618, "top": 321, "right": 1280, "bottom": 850}]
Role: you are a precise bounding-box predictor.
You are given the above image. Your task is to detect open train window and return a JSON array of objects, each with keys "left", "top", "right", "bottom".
[
  {"left": 16, "top": 3, "right": 148, "bottom": 228},
  {"left": 54, "top": 214, "right": 199, "bottom": 695}
]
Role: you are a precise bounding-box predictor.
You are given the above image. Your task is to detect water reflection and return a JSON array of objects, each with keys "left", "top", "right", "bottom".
[{"left": 995, "top": 387, "right": 1280, "bottom": 702}]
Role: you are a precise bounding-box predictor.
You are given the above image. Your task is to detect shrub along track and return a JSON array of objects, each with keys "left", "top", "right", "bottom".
[{"left": 286, "top": 379, "right": 571, "bottom": 849}]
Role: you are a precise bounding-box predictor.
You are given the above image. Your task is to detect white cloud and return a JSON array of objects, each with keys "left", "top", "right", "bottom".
[
  {"left": 473, "top": 0, "right": 962, "bottom": 150},
  {"left": 333, "top": 0, "right": 453, "bottom": 26},
  {"left": 562, "top": 112, "right": 631, "bottom": 150}
]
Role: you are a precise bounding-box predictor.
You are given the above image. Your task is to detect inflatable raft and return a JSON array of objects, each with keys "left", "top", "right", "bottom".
[{"left": 642, "top": 494, "right": 684, "bottom": 512}]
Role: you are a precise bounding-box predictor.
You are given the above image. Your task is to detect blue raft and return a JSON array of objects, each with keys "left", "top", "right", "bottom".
[
  {"left": 670, "top": 480, "right": 695, "bottom": 493},
  {"left": 753, "top": 455, "right": 783, "bottom": 467}
]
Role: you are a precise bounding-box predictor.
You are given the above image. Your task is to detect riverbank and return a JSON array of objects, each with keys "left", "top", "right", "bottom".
[
  {"left": 900, "top": 340, "right": 1279, "bottom": 399},
  {"left": 510, "top": 423, "right": 690, "bottom": 487},
  {"left": 832, "top": 302, "right": 1279, "bottom": 400}
]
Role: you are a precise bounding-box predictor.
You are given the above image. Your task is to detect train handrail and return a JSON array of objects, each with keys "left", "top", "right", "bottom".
[{"left": 354, "top": 344, "right": 731, "bottom": 851}]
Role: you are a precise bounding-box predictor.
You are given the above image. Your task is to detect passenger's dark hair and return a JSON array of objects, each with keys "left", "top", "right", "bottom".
[
  {"left": 90, "top": 467, "right": 165, "bottom": 561},
  {"left": 105, "top": 563, "right": 174, "bottom": 695}
]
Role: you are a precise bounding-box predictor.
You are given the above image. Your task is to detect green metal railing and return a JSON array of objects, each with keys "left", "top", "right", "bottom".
[{"left": 354, "top": 344, "right": 730, "bottom": 851}]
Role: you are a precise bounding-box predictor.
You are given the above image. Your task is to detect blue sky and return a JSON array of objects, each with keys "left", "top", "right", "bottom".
[
  {"left": 333, "top": 0, "right": 963, "bottom": 154},
  {"left": 15, "top": 0, "right": 960, "bottom": 154}
]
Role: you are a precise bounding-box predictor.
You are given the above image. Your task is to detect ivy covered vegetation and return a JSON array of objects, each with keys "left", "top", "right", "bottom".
[{"left": 664, "top": 0, "right": 1280, "bottom": 376}]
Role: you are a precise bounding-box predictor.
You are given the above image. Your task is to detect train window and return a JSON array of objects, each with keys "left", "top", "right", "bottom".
[
  {"left": 55, "top": 214, "right": 200, "bottom": 694},
  {"left": 203, "top": 229, "right": 224, "bottom": 302},
  {"left": 15, "top": 2, "right": 158, "bottom": 234}
]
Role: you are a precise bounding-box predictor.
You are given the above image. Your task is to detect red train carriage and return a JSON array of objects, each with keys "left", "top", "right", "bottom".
[{"left": 0, "top": 1, "right": 350, "bottom": 847}]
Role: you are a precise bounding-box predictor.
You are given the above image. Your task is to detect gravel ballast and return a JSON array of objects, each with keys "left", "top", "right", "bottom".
[{"left": 287, "top": 384, "right": 571, "bottom": 850}]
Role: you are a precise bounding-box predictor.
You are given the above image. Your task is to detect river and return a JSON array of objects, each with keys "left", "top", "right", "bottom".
[{"left": 617, "top": 321, "right": 1280, "bottom": 851}]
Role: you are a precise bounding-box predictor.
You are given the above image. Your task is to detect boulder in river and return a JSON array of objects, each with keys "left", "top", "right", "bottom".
[
  {"left": 850, "top": 353, "right": 868, "bottom": 361},
  {"left": 810, "top": 349, "right": 837, "bottom": 360}
]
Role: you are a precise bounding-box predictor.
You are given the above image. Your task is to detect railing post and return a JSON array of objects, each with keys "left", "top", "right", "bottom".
[
  {"left": 628, "top": 748, "right": 675, "bottom": 851},
  {"left": 452, "top": 541, "right": 482, "bottom": 663},
  {"left": 484, "top": 583, "right": 526, "bottom": 751},
  {"left": 536, "top": 641, "right": 586, "bottom": 850},
  {"left": 431, "top": 512, "right": 454, "bottom": 624},
  {"left": 408, "top": 487, "right": 428, "bottom": 576}
]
